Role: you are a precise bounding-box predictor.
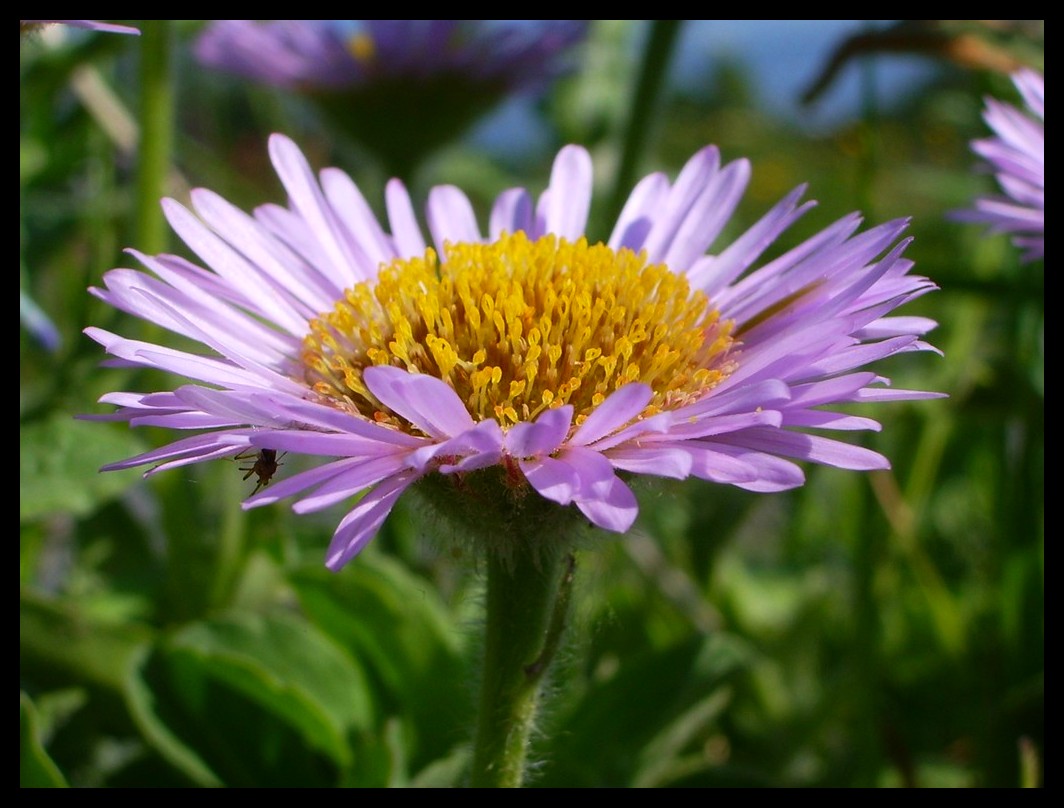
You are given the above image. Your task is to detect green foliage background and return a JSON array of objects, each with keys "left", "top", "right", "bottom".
[{"left": 20, "top": 21, "right": 1043, "bottom": 787}]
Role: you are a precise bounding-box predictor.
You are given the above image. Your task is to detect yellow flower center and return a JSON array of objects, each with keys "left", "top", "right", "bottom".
[
  {"left": 302, "top": 232, "right": 736, "bottom": 434},
  {"left": 347, "top": 32, "right": 376, "bottom": 65}
]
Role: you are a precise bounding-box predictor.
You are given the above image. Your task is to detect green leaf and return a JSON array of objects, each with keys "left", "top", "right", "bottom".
[
  {"left": 127, "top": 611, "right": 375, "bottom": 787},
  {"left": 19, "top": 414, "right": 146, "bottom": 522},
  {"left": 537, "top": 633, "right": 753, "bottom": 787},
  {"left": 409, "top": 744, "right": 472, "bottom": 788},
  {"left": 20, "top": 588, "right": 153, "bottom": 692},
  {"left": 290, "top": 552, "right": 469, "bottom": 766},
  {"left": 20, "top": 692, "right": 69, "bottom": 788},
  {"left": 632, "top": 686, "right": 734, "bottom": 787}
]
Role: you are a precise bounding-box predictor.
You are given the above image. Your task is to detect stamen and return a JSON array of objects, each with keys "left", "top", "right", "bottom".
[{"left": 302, "top": 232, "right": 736, "bottom": 434}]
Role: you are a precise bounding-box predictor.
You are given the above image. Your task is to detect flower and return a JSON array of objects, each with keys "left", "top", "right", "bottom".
[
  {"left": 192, "top": 21, "right": 587, "bottom": 173},
  {"left": 20, "top": 20, "right": 139, "bottom": 35},
  {"left": 955, "top": 69, "right": 1044, "bottom": 262},
  {"left": 194, "top": 20, "right": 585, "bottom": 93},
  {"left": 86, "top": 135, "right": 940, "bottom": 571}
]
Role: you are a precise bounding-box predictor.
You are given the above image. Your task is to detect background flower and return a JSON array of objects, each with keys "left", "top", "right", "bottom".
[
  {"left": 86, "top": 135, "right": 939, "bottom": 571},
  {"left": 193, "top": 20, "right": 587, "bottom": 175},
  {"left": 955, "top": 69, "right": 1044, "bottom": 262}
]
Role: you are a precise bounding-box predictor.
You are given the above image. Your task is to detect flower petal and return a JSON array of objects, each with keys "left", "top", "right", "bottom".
[
  {"left": 521, "top": 456, "right": 580, "bottom": 505},
  {"left": 570, "top": 383, "right": 652, "bottom": 447},
  {"left": 537, "top": 145, "right": 592, "bottom": 241},
  {"left": 326, "top": 472, "right": 420, "bottom": 571},
  {"left": 505, "top": 405, "right": 573, "bottom": 457},
  {"left": 363, "top": 365, "right": 475, "bottom": 440},
  {"left": 428, "top": 185, "right": 482, "bottom": 248},
  {"left": 385, "top": 179, "right": 427, "bottom": 257}
]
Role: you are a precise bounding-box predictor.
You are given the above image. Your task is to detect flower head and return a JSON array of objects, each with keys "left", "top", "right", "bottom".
[
  {"left": 194, "top": 20, "right": 585, "bottom": 93},
  {"left": 193, "top": 21, "right": 587, "bottom": 172},
  {"left": 955, "top": 69, "right": 1044, "bottom": 262},
  {"left": 86, "top": 135, "right": 940, "bottom": 571}
]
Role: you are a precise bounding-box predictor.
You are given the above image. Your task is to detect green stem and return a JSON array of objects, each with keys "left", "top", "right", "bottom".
[
  {"left": 607, "top": 20, "right": 683, "bottom": 224},
  {"left": 135, "top": 20, "right": 174, "bottom": 254},
  {"left": 470, "top": 548, "right": 575, "bottom": 788}
]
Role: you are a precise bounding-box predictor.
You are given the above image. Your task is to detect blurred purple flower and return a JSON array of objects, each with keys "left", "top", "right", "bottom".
[
  {"left": 955, "top": 69, "right": 1044, "bottom": 262},
  {"left": 194, "top": 20, "right": 585, "bottom": 92},
  {"left": 193, "top": 21, "right": 587, "bottom": 172},
  {"left": 86, "top": 135, "right": 940, "bottom": 571}
]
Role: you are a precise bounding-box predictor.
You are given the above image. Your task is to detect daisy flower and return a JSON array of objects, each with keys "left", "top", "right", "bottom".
[
  {"left": 193, "top": 20, "right": 586, "bottom": 93},
  {"left": 192, "top": 21, "right": 587, "bottom": 173},
  {"left": 956, "top": 69, "right": 1044, "bottom": 262},
  {"left": 86, "top": 135, "right": 940, "bottom": 571}
]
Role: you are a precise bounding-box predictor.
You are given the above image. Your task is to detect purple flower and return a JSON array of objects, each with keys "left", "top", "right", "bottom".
[
  {"left": 194, "top": 20, "right": 585, "bottom": 92},
  {"left": 192, "top": 21, "right": 587, "bottom": 172},
  {"left": 86, "top": 135, "right": 940, "bottom": 571},
  {"left": 956, "top": 69, "right": 1044, "bottom": 263},
  {"left": 20, "top": 20, "right": 139, "bottom": 35}
]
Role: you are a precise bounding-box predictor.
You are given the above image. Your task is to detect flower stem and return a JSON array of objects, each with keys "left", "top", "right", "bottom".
[
  {"left": 135, "top": 20, "right": 174, "bottom": 255},
  {"left": 470, "top": 547, "right": 575, "bottom": 788}
]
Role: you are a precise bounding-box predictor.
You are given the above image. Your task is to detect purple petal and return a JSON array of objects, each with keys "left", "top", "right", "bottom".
[
  {"left": 608, "top": 172, "right": 670, "bottom": 252},
  {"left": 715, "top": 428, "right": 889, "bottom": 471},
  {"left": 538, "top": 145, "right": 592, "bottom": 241},
  {"left": 489, "top": 188, "right": 533, "bottom": 240},
  {"left": 385, "top": 179, "right": 427, "bottom": 257},
  {"left": 293, "top": 453, "right": 412, "bottom": 513},
  {"left": 245, "top": 456, "right": 371, "bottom": 508},
  {"left": 505, "top": 405, "right": 573, "bottom": 457},
  {"left": 247, "top": 428, "right": 414, "bottom": 458},
  {"left": 409, "top": 418, "right": 504, "bottom": 471},
  {"left": 687, "top": 442, "right": 806, "bottom": 492},
  {"left": 605, "top": 446, "right": 693, "bottom": 479},
  {"left": 783, "top": 410, "right": 881, "bottom": 432},
  {"left": 575, "top": 475, "right": 638, "bottom": 533},
  {"left": 521, "top": 456, "right": 580, "bottom": 505},
  {"left": 642, "top": 146, "right": 720, "bottom": 263},
  {"left": 427, "top": 185, "right": 482, "bottom": 249},
  {"left": 101, "top": 430, "right": 248, "bottom": 473},
  {"left": 363, "top": 365, "right": 475, "bottom": 439},
  {"left": 320, "top": 167, "right": 397, "bottom": 271},
  {"left": 268, "top": 134, "right": 362, "bottom": 289},
  {"left": 558, "top": 445, "right": 617, "bottom": 499},
  {"left": 325, "top": 472, "right": 419, "bottom": 570},
  {"left": 570, "top": 383, "right": 652, "bottom": 446},
  {"left": 661, "top": 157, "right": 750, "bottom": 271},
  {"left": 687, "top": 185, "right": 813, "bottom": 295}
]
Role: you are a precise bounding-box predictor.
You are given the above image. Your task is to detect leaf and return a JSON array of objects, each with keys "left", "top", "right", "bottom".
[
  {"left": 20, "top": 588, "right": 153, "bottom": 692},
  {"left": 632, "top": 686, "right": 734, "bottom": 787},
  {"left": 409, "top": 744, "right": 472, "bottom": 788},
  {"left": 20, "top": 691, "right": 69, "bottom": 788},
  {"left": 127, "top": 611, "right": 375, "bottom": 787},
  {"left": 536, "top": 633, "right": 753, "bottom": 787},
  {"left": 20, "top": 414, "right": 146, "bottom": 522},
  {"left": 290, "top": 552, "right": 469, "bottom": 766}
]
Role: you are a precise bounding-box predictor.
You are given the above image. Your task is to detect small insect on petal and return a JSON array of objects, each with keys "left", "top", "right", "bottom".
[{"left": 235, "top": 449, "right": 284, "bottom": 494}]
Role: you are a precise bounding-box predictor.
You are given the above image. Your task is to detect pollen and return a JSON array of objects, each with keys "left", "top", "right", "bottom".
[{"left": 302, "top": 232, "right": 736, "bottom": 434}]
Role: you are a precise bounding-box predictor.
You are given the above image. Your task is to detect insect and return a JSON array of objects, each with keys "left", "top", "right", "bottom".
[{"left": 235, "top": 449, "right": 284, "bottom": 495}]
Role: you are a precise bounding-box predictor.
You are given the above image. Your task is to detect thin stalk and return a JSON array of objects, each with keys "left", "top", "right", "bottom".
[
  {"left": 135, "top": 20, "right": 173, "bottom": 254},
  {"left": 470, "top": 549, "right": 575, "bottom": 788}
]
